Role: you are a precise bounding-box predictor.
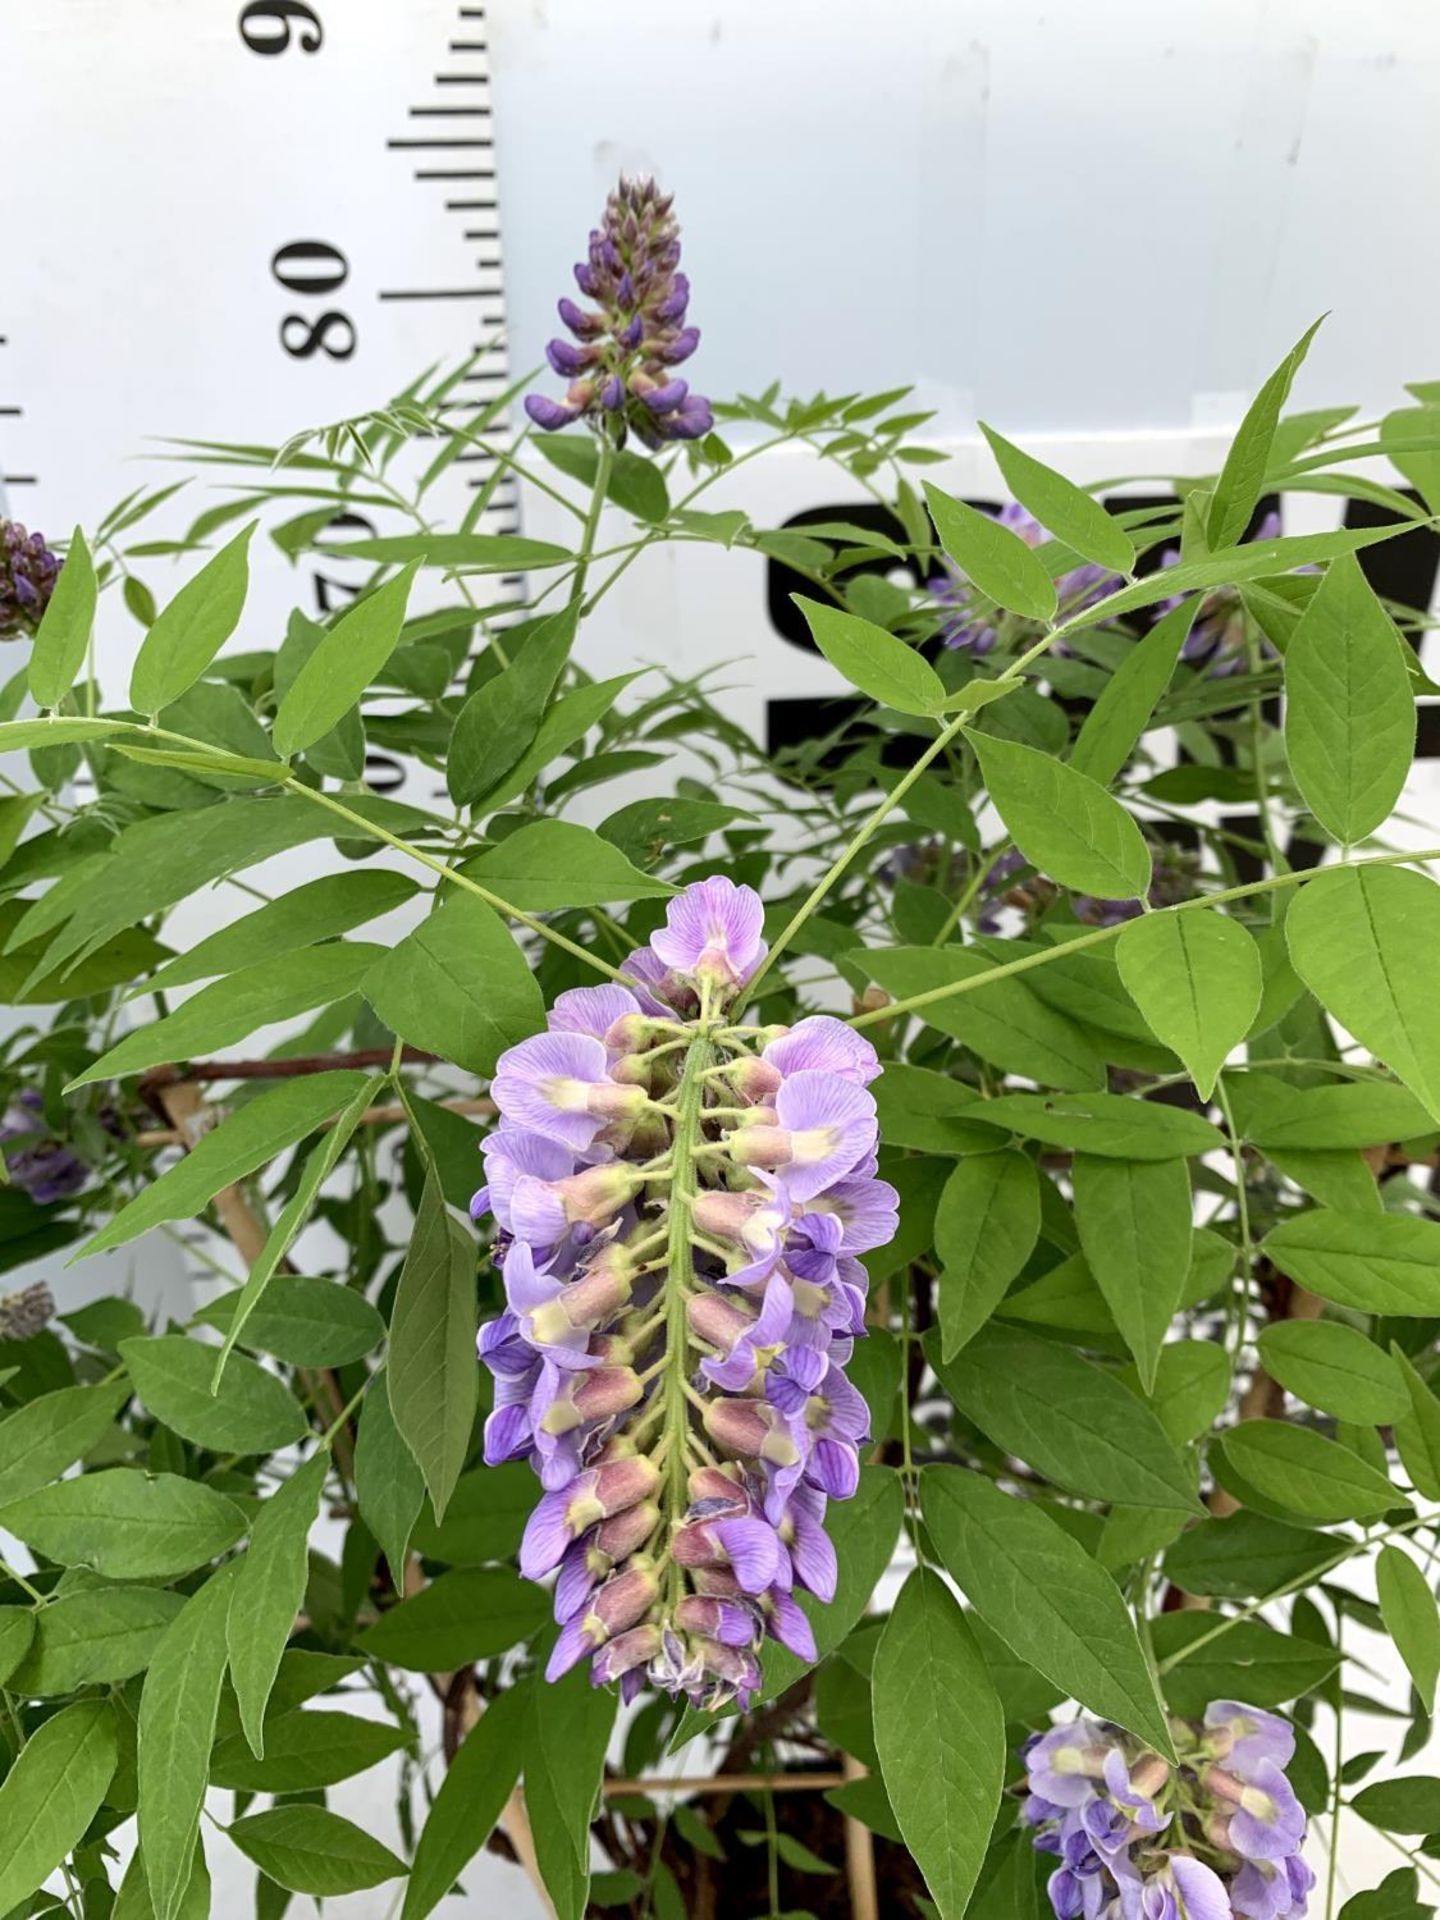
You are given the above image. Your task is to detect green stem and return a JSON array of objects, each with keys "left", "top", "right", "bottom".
[
  {"left": 570, "top": 437, "right": 614, "bottom": 612},
  {"left": 852, "top": 843, "right": 1440, "bottom": 1031},
  {"left": 277, "top": 775, "right": 632, "bottom": 984},
  {"left": 1214, "top": 1077, "right": 1254, "bottom": 1362},
  {"left": 659, "top": 1026, "right": 713, "bottom": 1603},
  {"left": 736, "top": 710, "right": 976, "bottom": 1011},
  {"left": 1325, "top": 1625, "right": 1344, "bottom": 1920}
]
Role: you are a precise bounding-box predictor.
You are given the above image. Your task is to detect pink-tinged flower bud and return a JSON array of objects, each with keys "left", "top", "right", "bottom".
[
  {"left": 528, "top": 1257, "right": 635, "bottom": 1345},
  {"left": 687, "top": 1288, "right": 756, "bottom": 1354},
  {"left": 676, "top": 1594, "right": 759, "bottom": 1646},
  {"left": 555, "top": 1163, "right": 643, "bottom": 1227},
  {"left": 593, "top": 1452, "right": 661, "bottom": 1517},
  {"left": 725, "top": 1056, "right": 783, "bottom": 1104},
  {"left": 592, "top": 1562, "right": 661, "bottom": 1634},
  {"left": 690, "top": 1188, "right": 770, "bottom": 1243},
  {"left": 573, "top": 1366, "right": 643, "bottom": 1423},
  {"left": 692, "top": 1639, "right": 762, "bottom": 1702},
  {"left": 596, "top": 1499, "right": 659, "bottom": 1561},
  {"left": 691, "top": 1564, "right": 745, "bottom": 1599},
  {"left": 591, "top": 1623, "right": 662, "bottom": 1683},
  {"left": 704, "top": 1396, "right": 802, "bottom": 1467}
]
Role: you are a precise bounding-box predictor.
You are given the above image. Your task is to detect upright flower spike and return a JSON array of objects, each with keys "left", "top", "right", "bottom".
[
  {"left": 524, "top": 176, "right": 713, "bottom": 449},
  {"left": 473, "top": 877, "right": 895, "bottom": 1711},
  {"left": 1019, "top": 1704, "right": 1313, "bottom": 1919}
]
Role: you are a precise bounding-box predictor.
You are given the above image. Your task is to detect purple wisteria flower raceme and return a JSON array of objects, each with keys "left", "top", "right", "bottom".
[
  {"left": 930, "top": 501, "right": 1119, "bottom": 652},
  {"left": 472, "top": 875, "right": 895, "bottom": 1711},
  {"left": 524, "top": 176, "right": 713, "bottom": 449},
  {"left": 0, "top": 520, "right": 60, "bottom": 640},
  {"left": 1020, "top": 1703, "right": 1314, "bottom": 1920}
]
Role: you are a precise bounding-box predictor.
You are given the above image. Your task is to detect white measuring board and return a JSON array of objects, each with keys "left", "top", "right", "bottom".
[{"left": 2, "top": 0, "right": 521, "bottom": 707}]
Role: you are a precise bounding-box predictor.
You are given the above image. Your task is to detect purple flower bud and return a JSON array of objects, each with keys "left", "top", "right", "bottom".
[
  {"left": 546, "top": 338, "right": 599, "bottom": 376},
  {"left": 524, "top": 393, "right": 582, "bottom": 431}
]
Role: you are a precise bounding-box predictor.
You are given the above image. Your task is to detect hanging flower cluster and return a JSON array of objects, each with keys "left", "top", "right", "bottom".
[
  {"left": 472, "top": 877, "right": 894, "bottom": 1710},
  {"left": 524, "top": 176, "right": 713, "bottom": 448},
  {"left": 0, "top": 520, "right": 60, "bottom": 640},
  {"left": 1021, "top": 1705, "right": 1313, "bottom": 1920},
  {"left": 929, "top": 501, "right": 1119, "bottom": 652}
]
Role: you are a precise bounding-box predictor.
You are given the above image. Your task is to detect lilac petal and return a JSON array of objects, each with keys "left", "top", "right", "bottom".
[
  {"left": 507, "top": 1173, "right": 570, "bottom": 1249},
  {"left": 763, "top": 1016, "right": 881, "bottom": 1086},
  {"left": 711, "top": 1516, "right": 783, "bottom": 1594},
  {"left": 545, "top": 1613, "right": 594, "bottom": 1682},
  {"left": 650, "top": 877, "right": 766, "bottom": 986},
  {"left": 482, "top": 1402, "right": 532, "bottom": 1465},
  {"left": 765, "top": 1588, "right": 817, "bottom": 1661},
  {"left": 823, "top": 1175, "right": 901, "bottom": 1254},
  {"left": 481, "top": 1127, "right": 576, "bottom": 1231},
  {"left": 503, "top": 1241, "right": 562, "bottom": 1314},
  {"left": 554, "top": 1540, "right": 598, "bottom": 1622},
  {"left": 1168, "top": 1856, "right": 1232, "bottom": 1920},
  {"left": 549, "top": 984, "right": 641, "bottom": 1044},
  {"left": 1227, "top": 1758, "right": 1307, "bottom": 1862},
  {"left": 809, "top": 1437, "right": 860, "bottom": 1499},
  {"left": 638, "top": 378, "right": 688, "bottom": 414},
  {"left": 617, "top": 946, "right": 682, "bottom": 1016},
  {"left": 491, "top": 1031, "right": 613, "bottom": 1148},
  {"left": 786, "top": 1505, "right": 837, "bottom": 1603},
  {"left": 520, "top": 1486, "right": 578, "bottom": 1579}
]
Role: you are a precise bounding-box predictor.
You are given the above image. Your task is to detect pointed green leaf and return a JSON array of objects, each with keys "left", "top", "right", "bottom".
[
  {"left": 228, "top": 1807, "right": 407, "bottom": 1896},
  {"left": 1284, "top": 554, "right": 1416, "bottom": 844},
  {"left": 28, "top": 526, "right": 98, "bottom": 710},
  {"left": 0, "top": 1379, "right": 130, "bottom": 1506},
  {"left": 77, "top": 1070, "right": 369, "bottom": 1259},
  {"left": 355, "top": 1368, "right": 426, "bottom": 1588},
  {"left": 923, "top": 482, "right": 1057, "bottom": 623},
  {"left": 364, "top": 893, "right": 543, "bottom": 1079},
  {"left": 1263, "top": 1209, "right": 1440, "bottom": 1317},
  {"left": 1286, "top": 866, "right": 1440, "bottom": 1123},
  {"left": 1073, "top": 1154, "right": 1192, "bottom": 1390},
  {"left": 357, "top": 1567, "right": 547, "bottom": 1669},
  {"left": 71, "top": 943, "right": 384, "bottom": 1088},
  {"left": 0, "top": 1469, "right": 247, "bottom": 1578},
  {"left": 979, "top": 425, "right": 1135, "bottom": 575},
  {"left": 1219, "top": 1420, "right": 1397, "bottom": 1521},
  {"left": 923, "top": 1466, "right": 1174, "bottom": 1758},
  {"left": 139, "top": 1567, "right": 236, "bottom": 1920},
  {"left": 386, "top": 1173, "right": 478, "bottom": 1521},
  {"left": 874, "top": 1568, "right": 1004, "bottom": 1920},
  {"left": 447, "top": 607, "right": 576, "bottom": 807},
  {"left": 120, "top": 1335, "right": 307, "bottom": 1454},
  {"left": 461, "top": 819, "right": 677, "bottom": 909},
  {"left": 199, "top": 1274, "right": 385, "bottom": 1369},
  {"left": 273, "top": 561, "right": 420, "bottom": 756},
  {"left": 935, "top": 1150, "right": 1041, "bottom": 1358},
  {"left": 1377, "top": 1546, "right": 1440, "bottom": 1714},
  {"left": 403, "top": 1684, "right": 529, "bottom": 1920},
  {"left": 1071, "top": 597, "right": 1197, "bottom": 785},
  {"left": 141, "top": 868, "right": 416, "bottom": 997},
  {"left": 1208, "top": 320, "right": 1323, "bottom": 549},
  {"left": 1115, "top": 912, "right": 1262, "bottom": 1098},
  {"left": 210, "top": 1072, "right": 385, "bottom": 1385},
  {"left": 793, "top": 596, "right": 948, "bottom": 716},
  {"left": 970, "top": 731, "right": 1152, "bottom": 900},
  {"left": 228, "top": 1451, "right": 329, "bottom": 1757},
  {"left": 0, "top": 1699, "right": 117, "bottom": 1915},
  {"left": 129, "top": 523, "right": 256, "bottom": 718},
  {"left": 1256, "top": 1322, "right": 1409, "bottom": 1424},
  {"left": 1392, "top": 1347, "right": 1440, "bottom": 1502},
  {"left": 210, "top": 1709, "right": 407, "bottom": 1790},
  {"left": 930, "top": 1325, "right": 1201, "bottom": 1511},
  {"left": 524, "top": 1665, "right": 616, "bottom": 1920},
  {"left": 10, "top": 1585, "right": 185, "bottom": 1694}
]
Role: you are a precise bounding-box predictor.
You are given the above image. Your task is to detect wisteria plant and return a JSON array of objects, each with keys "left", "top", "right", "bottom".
[{"left": 2, "top": 176, "right": 1440, "bottom": 1920}]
